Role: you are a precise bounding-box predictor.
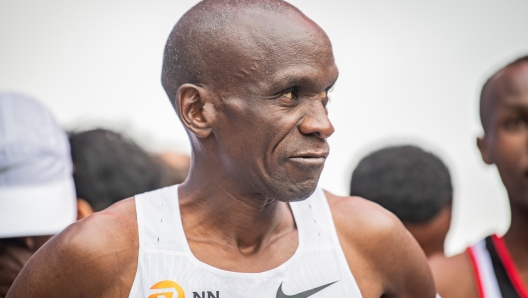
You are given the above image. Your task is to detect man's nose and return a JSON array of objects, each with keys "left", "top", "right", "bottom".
[{"left": 298, "top": 100, "right": 335, "bottom": 139}]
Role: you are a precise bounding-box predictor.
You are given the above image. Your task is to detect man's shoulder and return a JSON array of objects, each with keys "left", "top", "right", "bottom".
[
  {"left": 430, "top": 251, "right": 478, "bottom": 298},
  {"left": 64, "top": 197, "right": 138, "bottom": 254},
  {"left": 323, "top": 190, "right": 436, "bottom": 297},
  {"left": 58, "top": 197, "right": 139, "bottom": 274},
  {"left": 7, "top": 197, "right": 139, "bottom": 297},
  {"left": 324, "top": 190, "right": 403, "bottom": 245}
]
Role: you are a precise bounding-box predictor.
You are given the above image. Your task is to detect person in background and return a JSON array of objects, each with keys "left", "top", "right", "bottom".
[
  {"left": 69, "top": 128, "right": 188, "bottom": 216},
  {"left": 350, "top": 145, "right": 453, "bottom": 258},
  {"left": 0, "top": 93, "right": 77, "bottom": 297},
  {"left": 431, "top": 56, "right": 528, "bottom": 298},
  {"left": 155, "top": 151, "right": 191, "bottom": 186}
]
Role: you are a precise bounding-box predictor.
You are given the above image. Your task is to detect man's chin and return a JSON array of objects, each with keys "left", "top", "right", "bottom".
[{"left": 274, "top": 179, "right": 320, "bottom": 203}]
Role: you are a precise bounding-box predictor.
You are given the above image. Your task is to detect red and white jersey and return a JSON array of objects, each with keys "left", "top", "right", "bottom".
[
  {"left": 128, "top": 185, "right": 363, "bottom": 298},
  {"left": 467, "top": 235, "right": 528, "bottom": 298}
]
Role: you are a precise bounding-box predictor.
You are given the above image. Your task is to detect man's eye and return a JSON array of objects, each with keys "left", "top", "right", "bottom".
[
  {"left": 505, "top": 117, "right": 527, "bottom": 130},
  {"left": 282, "top": 89, "right": 298, "bottom": 99}
]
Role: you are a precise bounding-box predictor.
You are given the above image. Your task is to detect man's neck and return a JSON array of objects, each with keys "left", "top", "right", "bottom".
[
  {"left": 177, "top": 165, "right": 297, "bottom": 255},
  {"left": 503, "top": 199, "right": 528, "bottom": 269}
]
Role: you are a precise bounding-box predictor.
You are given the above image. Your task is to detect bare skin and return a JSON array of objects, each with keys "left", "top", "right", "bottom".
[
  {"left": 406, "top": 206, "right": 452, "bottom": 258},
  {"left": 7, "top": 2, "right": 435, "bottom": 297},
  {"left": 431, "top": 61, "right": 528, "bottom": 297},
  {"left": 0, "top": 236, "right": 51, "bottom": 297},
  {"left": 430, "top": 253, "right": 478, "bottom": 298}
]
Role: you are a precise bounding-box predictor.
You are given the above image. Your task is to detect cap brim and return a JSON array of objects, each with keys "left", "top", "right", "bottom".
[{"left": 0, "top": 177, "right": 77, "bottom": 238}]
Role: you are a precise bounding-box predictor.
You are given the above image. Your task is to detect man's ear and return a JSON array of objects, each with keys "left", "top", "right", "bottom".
[
  {"left": 176, "top": 84, "right": 213, "bottom": 138},
  {"left": 477, "top": 136, "right": 493, "bottom": 165},
  {"left": 77, "top": 198, "right": 94, "bottom": 220}
]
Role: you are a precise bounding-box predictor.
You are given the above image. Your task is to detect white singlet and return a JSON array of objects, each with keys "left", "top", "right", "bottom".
[{"left": 128, "top": 185, "right": 363, "bottom": 298}]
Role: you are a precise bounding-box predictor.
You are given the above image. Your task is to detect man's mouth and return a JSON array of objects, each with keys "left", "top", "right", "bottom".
[{"left": 289, "top": 151, "right": 328, "bottom": 165}]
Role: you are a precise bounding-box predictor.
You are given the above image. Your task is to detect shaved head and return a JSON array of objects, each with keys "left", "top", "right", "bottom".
[
  {"left": 160, "top": 0, "right": 337, "bottom": 201},
  {"left": 161, "top": 0, "right": 325, "bottom": 106},
  {"left": 480, "top": 56, "right": 528, "bottom": 133}
]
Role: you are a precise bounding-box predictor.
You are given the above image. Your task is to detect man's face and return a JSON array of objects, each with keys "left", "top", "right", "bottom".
[
  {"left": 208, "top": 11, "right": 338, "bottom": 202},
  {"left": 479, "top": 63, "right": 528, "bottom": 206}
]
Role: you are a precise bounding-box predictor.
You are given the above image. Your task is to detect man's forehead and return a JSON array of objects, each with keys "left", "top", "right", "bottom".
[
  {"left": 234, "top": 6, "right": 322, "bottom": 33},
  {"left": 493, "top": 64, "right": 528, "bottom": 101},
  {"left": 481, "top": 63, "right": 528, "bottom": 129},
  {"left": 216, "top": 8, "right": 335, "bottom": 90},
  {"left": 223, "top": 6, "right": 329, "bottom": 54}
]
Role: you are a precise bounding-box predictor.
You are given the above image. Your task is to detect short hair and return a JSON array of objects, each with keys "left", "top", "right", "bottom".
[
  {"left": 350, "top": 145, "right": 453, "bottom": 224},
  {"left": 480, "top": 55, "right": 528, "bottom": 132},
  {"left": 69, "top": 129, "right": 168, "bottom": 211}
]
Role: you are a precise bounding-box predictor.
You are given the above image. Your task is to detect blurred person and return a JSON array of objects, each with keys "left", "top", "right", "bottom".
[
  {"left": 431, "top": 55, "right": 528, "bottom": 298},
  {"left": 8, "top": 1, "right": 436, "bottom": 297},
  {"left": 0, "top": 93, "right": 77, "bottom": 297},
  {"left": 69, "top": 129, "right": 182, "bottom": 216},
  {"left": 350, "top": 145, "right": 453, "bottom": 258},
  {"left": 155, "top": 151, "right": 190, "bottom": 185}
]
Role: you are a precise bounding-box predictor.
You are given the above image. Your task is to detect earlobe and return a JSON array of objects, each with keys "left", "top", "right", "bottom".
[
  {"left": 477, "top": 136, "right": 493, "bottom": 165},
  {"left": 176, "top": 84, "right": 213, "bottom": 138}
]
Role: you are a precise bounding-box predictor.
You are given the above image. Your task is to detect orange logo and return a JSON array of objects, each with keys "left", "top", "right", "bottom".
[{"left": 148, "top": 280, "right": 185, "bottom": 298}]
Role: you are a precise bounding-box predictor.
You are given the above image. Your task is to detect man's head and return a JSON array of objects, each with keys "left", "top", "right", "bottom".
[
  {"left": 350, "top": 145, "right": 453, "bottom": 257},
  {"left": 0, "top": 93, "right": 76, "bottom": 296},
  {"left": 162, "top": 0, "right": 338, "bottom": 202},
  {"left": 477, "top": 56, "right": 528, "bottom": 209},
  {"left": 69, "top": 129, "right": 180, "bottom": 214}
]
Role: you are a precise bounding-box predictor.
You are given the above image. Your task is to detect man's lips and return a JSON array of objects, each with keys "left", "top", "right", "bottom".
[
  {"left": 290, "top": 150, "right": 329, "bottom": 158},
  {"left": 289, "top": 151, "right": 329, "bottom": 165}
]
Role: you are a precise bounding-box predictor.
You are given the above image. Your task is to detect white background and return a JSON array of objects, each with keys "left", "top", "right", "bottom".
[{"left": 1, "top": 0, "right": 528, "bottom": 254}]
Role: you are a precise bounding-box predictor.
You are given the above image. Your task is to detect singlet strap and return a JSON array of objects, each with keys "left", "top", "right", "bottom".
[
  {"left": 492, "top": 235, "right": 528, "bottom": 298},
  {"left": 289, "top": 188, "right": 358, "bottom": 289},
  {"left": 290, "top": 188, "right": 334, "bottom": 250},
  {"left": 135, "top": 185, "right": 186, "bottom": 252},
  {"left": 467, "top": 245, "right": 486, "bottom": 298},
  {"left": 289, "top": 188, "right": 341, "bottom": 249},
  {"left": 467, "top": 239, "right": 502, "bottom": 298}
]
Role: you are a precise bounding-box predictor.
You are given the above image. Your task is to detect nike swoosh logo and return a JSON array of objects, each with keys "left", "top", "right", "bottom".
[{"left": 276, "top": 281, "right": 338, "bottom": 298}]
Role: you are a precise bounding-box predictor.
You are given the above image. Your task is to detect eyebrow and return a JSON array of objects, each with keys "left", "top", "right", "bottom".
[
  {"left": 500, "top": 103, "right": 528, "bottom": 110},
  {"left": 271, "top": 72, "right": 339, "bottom": 94}
]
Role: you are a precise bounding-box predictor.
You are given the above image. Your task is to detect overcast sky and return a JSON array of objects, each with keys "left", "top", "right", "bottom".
[{"left": 1, "top": 0, "right": 528, "bottom": 254}]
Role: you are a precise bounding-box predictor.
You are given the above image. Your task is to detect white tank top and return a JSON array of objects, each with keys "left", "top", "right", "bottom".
[{"left": 128, "top": 185, "right": 363, "bottom": 298}]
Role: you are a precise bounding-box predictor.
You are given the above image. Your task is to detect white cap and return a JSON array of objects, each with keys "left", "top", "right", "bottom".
[{"left": 0, "top": 93, "right": 77, "bottom": 238}]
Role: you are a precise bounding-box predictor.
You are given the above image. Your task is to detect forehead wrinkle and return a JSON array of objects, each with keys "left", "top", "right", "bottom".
[
  {"left": 232, "top": 48, "right": 337, "bottom": 96},
  {"left": 268, "top": 64, "right": 338, "bottom": 91},
  {"left": 218, "top": 17, "right": 333, "bottom": 95}
]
